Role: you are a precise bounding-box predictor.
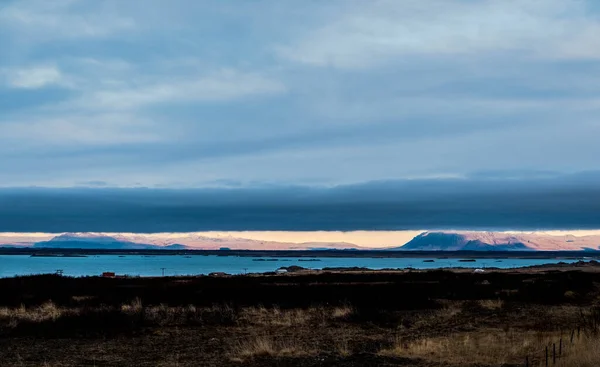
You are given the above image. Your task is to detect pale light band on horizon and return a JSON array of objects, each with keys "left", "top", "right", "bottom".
[{"left": 2, "top": 230, "right": 600, "bottom": 248}]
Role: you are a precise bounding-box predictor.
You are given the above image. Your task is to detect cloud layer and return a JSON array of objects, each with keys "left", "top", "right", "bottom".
[
  {"left": 2, "top": 0, "right": 600, "bottom": 187},
  {"left": 2, "top": 173, "right": 600, "bottom": 232}
]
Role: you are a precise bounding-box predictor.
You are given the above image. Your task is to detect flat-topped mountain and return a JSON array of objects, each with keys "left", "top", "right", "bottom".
[
  {"left": 34, "top": 233, "right": 184, "bottom": 250},
  {"left": 395, "top": 231, "right": 600, "bottom": 251}
]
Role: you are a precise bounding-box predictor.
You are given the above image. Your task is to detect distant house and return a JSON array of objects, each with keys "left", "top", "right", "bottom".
[
  {"left": 275, "top": 268, "right": 288, "bottom": 274},
  {"left": 102, "top": 272, "right": 116, "bottom": 278},
  {"left": 473, "top": 269, "right": 485, "bottom": 273}
]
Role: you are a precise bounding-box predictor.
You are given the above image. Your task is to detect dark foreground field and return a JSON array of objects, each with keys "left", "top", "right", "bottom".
[{"left": 1, "top": 265, "right": 600, "bottom": 366}]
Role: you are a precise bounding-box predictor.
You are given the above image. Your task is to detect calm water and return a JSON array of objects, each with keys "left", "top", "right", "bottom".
[{"left": 0, "top": 255, "right": 583, "bottom": 278}]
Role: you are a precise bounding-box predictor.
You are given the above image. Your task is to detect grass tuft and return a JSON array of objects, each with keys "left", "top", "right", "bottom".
[
  {"left": 230, "top": 335, "right": 315, "bottom": 360},
  {"left": 478, "top": 299, "right": 504, "bottom": 310}
]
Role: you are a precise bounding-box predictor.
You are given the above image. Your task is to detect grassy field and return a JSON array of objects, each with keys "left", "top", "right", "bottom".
[{"left": 0, "top": 268, "right": 599, "bottom": 366}]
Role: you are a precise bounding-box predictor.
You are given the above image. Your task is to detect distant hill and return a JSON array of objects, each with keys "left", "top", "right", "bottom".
[
  {"left": 33, "top": 233, "right": 186, "bottom": 250},
  {"left": 393, "top": 231, "right": 600, "bottom": 251},
  {"left": 26, "top": 233, "right": 364, "bottom": 250}
]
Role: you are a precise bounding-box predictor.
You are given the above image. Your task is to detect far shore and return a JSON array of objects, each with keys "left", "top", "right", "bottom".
[{"left": 1, "top": 247, "right": 600, "bottom": 259}]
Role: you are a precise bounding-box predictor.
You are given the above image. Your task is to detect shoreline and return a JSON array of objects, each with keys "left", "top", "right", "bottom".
[
  {"left": 1, "top": 247, "right": 599, "bottom": 259},
  {"left": 2, "top": 259, "right": 599, "bottom": 279}
]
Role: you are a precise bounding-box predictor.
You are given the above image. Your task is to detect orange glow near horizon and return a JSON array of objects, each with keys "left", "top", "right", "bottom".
[{"left": 2, "top": 230, "right": 600, "bottom": 248}]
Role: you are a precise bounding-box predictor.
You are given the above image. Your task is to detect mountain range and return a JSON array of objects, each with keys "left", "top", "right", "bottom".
[
  {"left": 12, "top": 232, "right": 363, "bottom": 251},
  {"left": 393, "top": 231, "right": 600, "bottom": 251},
  {"left": 1, "top": 231, "right": 600, "bottom": 251}
]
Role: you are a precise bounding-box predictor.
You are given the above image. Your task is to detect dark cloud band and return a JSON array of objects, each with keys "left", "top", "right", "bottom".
[{"left": 2, "top": 173, "right": 600, "bottom": 232}]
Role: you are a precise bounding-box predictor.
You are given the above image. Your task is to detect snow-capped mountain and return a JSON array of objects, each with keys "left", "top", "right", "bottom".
[{"left": 394, "top": 231, "right": 600, "bottom": 251}]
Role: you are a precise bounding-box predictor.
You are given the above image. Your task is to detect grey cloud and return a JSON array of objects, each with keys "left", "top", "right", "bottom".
[
  {"left": 0, "top": 0, "right": 136, "bottom": 41},
  {"left": 466, "top": 170, "right": 563, "bottom": 180},
  {"left": 278, "top": 0, "right": 600, "bottom": 69},
  {"left": 77, "top": 180, "right": 109, "bottom": 187},
  {"left": 2, "top": 173, "right": 600, "bottom": 232},
  {"left": 2, "top": 1, "right": 600, "bottom": 187},
  {"left": 1, "top": 109, "right": 599, "bottom": 187},
  {"left": 2, "top": 65, "right": 65, "bottom": 89},
  {"left": 0, "top": 111, "right": 534, "bottom": 171}
]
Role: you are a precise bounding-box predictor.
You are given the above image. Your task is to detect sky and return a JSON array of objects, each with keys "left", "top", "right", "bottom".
[
  {"left": 2, "top": 0, "right": 600, "bottom": 188},
  {"left": 2, "top": 1, "right": 600, "bottom": 233},
  {"left": 1, "top": 175, "right": 600, "bottom": 231}
]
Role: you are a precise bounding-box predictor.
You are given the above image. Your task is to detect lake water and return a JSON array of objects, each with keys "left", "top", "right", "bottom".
[{"left": 0, "top": 255, "right": 583, "bottom": 278}]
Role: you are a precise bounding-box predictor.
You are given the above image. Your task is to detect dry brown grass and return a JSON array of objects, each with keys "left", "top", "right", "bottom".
[
  {"left": 331, "top": 305, "right": 354, "bottom": 319},
  {"left": 378, "top": 329, "right": 566, "bottom": 365},
  {"left": 334, "top": 339, "right": 352, "bottom": 357},
  {"left": 2, "top": 297, "right": 598, "bottom": 366},
  {"left": 239, "top": 306, "right": 311, "bottom": 326},
  {"left": 478, "top": 299, "right": 504, "bottom": 310},
  {"left": 555, "top": 333, "right": 600, "bottom": 366},
  {"left": 0, "top": 301, "right": 74, "bottom": 328},
  {"left": 0, "top": 299, "right": 355, "bottom": 332},
  {"left": 237, "top": 305, "right": 354, "bottom": 327},
  {"left": 120, "top": 300, "right": 237, "bottom": 325},
  {"left": 120, "top": 297, "right": 143, "bottom": 314},
  {"left": 403, "top": 300, "right": 463, "bottom": 331},
  {"left": 229, "top": 335, "right": 316, "bottom": 361},
  {"left": 543, "top": 305, "right": 582, "bottom": 321},
  {"left": 71, "top": 295, "right": 96, "bottom": 303},
  {"left": 0, "top": 299, "right": 238, "bottom": 331},
  {"left": 437, "top": 300, "right": 463, "bottom": 317}
]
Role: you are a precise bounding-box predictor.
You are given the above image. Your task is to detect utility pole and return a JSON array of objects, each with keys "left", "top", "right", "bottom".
[{"left": 160, "top": 267, "right": 166, "bottom": 277}]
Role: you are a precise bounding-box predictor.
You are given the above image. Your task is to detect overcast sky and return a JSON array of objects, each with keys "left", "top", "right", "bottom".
[{"left": 2, "top": 0, "right": 600, "bottom": 188}]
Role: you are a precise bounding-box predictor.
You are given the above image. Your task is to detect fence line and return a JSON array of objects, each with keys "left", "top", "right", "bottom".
[{"left": 523, "top": 320, "right": 598, "bottom": 367}]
